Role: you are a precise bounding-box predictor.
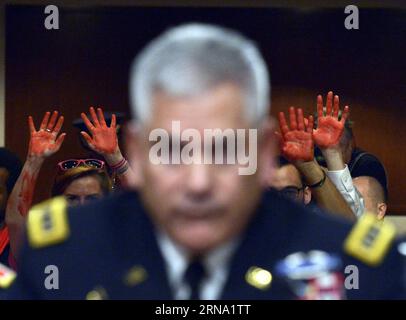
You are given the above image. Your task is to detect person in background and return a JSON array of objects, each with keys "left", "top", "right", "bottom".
[
  {"left": 314, "top": 99, "right": 388, "bottom": 200},
  {"left": 276, "top": 93, "right": 364, "bottom": 221},
  {"left": 272, "top": 156, "right": 311, "bottom": 205},
  {"left": 52, "top": 161, "right": 112, "bottom": 206},
  {"left": 0, "top": 148, "right": 22, "bottom": 267},
  {"left": 353, "top": 176, "right": 387, "bottom": 220},
  {"left": 5, "top": 109, "right": 118, "bottom": 262}
]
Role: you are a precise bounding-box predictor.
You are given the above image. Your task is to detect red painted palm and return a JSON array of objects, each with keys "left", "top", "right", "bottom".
[
  {"left": 278, "top": 107, "right": 314, "bottom": 163},
  {"left": 28, "top": 111, "right": 66, "bottom": 157},
  {"left": 312, "top": 92, "right": 350, "bottom": 149},
  {"left": 80, "top": 106, "right": 118, "bottom": 155}
]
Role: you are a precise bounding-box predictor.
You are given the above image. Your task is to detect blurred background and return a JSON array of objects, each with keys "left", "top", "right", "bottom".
[{"left": 0, "top": 1, "right": 405, "bottom": 222}]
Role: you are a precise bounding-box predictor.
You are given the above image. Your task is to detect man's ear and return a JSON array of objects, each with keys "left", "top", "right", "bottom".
[
  {"left": 258, "top": 117, "right": 277, "bottom": 187},
  {"left": 377, "top": 202, "right": 387, "bottom": 220},
  {"left": 124, "top": 121, "right": 144, "bottom": 189},
  {"left": 303, "top": 186, "right": 312, "bottom": 205}
]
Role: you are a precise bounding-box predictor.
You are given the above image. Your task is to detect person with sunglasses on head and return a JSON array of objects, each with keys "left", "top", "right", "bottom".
[
  {"left": 52, "top": 159, "right": 112, "bottom": 206},
  {"left": 4, "top": 109, "right": 120, "bottom": 263}
]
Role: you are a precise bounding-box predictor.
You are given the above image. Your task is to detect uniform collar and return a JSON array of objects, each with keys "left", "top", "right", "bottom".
[{"left": 156, "top": 231, "right": 239, "bottom": 299}]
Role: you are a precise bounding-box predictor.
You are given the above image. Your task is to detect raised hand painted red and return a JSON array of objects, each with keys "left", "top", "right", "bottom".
[
  {"left": 278, "top": 107, "right": 314, "bottom": 163},
  {"left": 80, "top": 107, "right": 118, "bottom": 155},
  {"left": 312, "top": 91, "right": 350, "bottom": 149}
]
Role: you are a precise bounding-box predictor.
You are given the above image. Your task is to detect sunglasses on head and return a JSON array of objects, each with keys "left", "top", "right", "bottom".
[{"left": 57, "top": 159, "right": 105, "bottom": 171}]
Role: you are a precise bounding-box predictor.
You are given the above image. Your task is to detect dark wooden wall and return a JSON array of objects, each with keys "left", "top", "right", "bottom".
[{"left": 5, "top": 5, "right": 406, "bottom": 214}]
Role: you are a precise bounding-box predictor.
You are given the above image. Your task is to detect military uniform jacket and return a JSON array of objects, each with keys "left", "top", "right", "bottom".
[{"left": 5, "top": 190, "right": 405, "bottom": 299}]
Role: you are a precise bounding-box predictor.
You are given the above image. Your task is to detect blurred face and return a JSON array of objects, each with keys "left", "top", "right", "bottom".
[
  {"left": 0, "top": 168, "right": 9, "bottom": 211},
  {"left": 63, "top": 175, "right": 103, "bottom": 206},
  {"left": 126, "top": 83, "right": 274, "bottom": 256},
  {"left": 272, "top": 164, "right": 311, "bottom": 205}
]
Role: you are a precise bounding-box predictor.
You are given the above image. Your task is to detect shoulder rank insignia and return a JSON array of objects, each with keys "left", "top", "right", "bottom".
[
  {"left": 343, "top": 212, "right": 396, "bottom": 266},
  {"left": 27, "top": 196, "right": 70, "bottom": 248},
  {"left": 0, "top": 262, "right": 16, "bottom": 289}
]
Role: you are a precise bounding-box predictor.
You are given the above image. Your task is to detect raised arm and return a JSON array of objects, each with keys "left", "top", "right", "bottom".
[
  {"left": 80, "top": 107, "right": 135, "bottom": 187},
  {"left": 278, "top": 106, "right": 355, "bottom": 221},
  {"left": 313, "top": 91, "right": 364, "bottom": 218},
  {"left": 5, "top": 111, "right": 65, "bottom": 258}
]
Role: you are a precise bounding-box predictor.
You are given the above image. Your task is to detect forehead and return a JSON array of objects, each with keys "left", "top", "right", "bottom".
[
  {"left": 64, "top": 175, "right": 102, "bottom": 194},
  {"left": 353, "top": 178, "right": 369, "bottom": 193},
  {"left": 273, "top": 165, "right": 302, "bottom": 188},
  {"left": 147, "top": 83, "right": 249, "bottom": 132}
]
